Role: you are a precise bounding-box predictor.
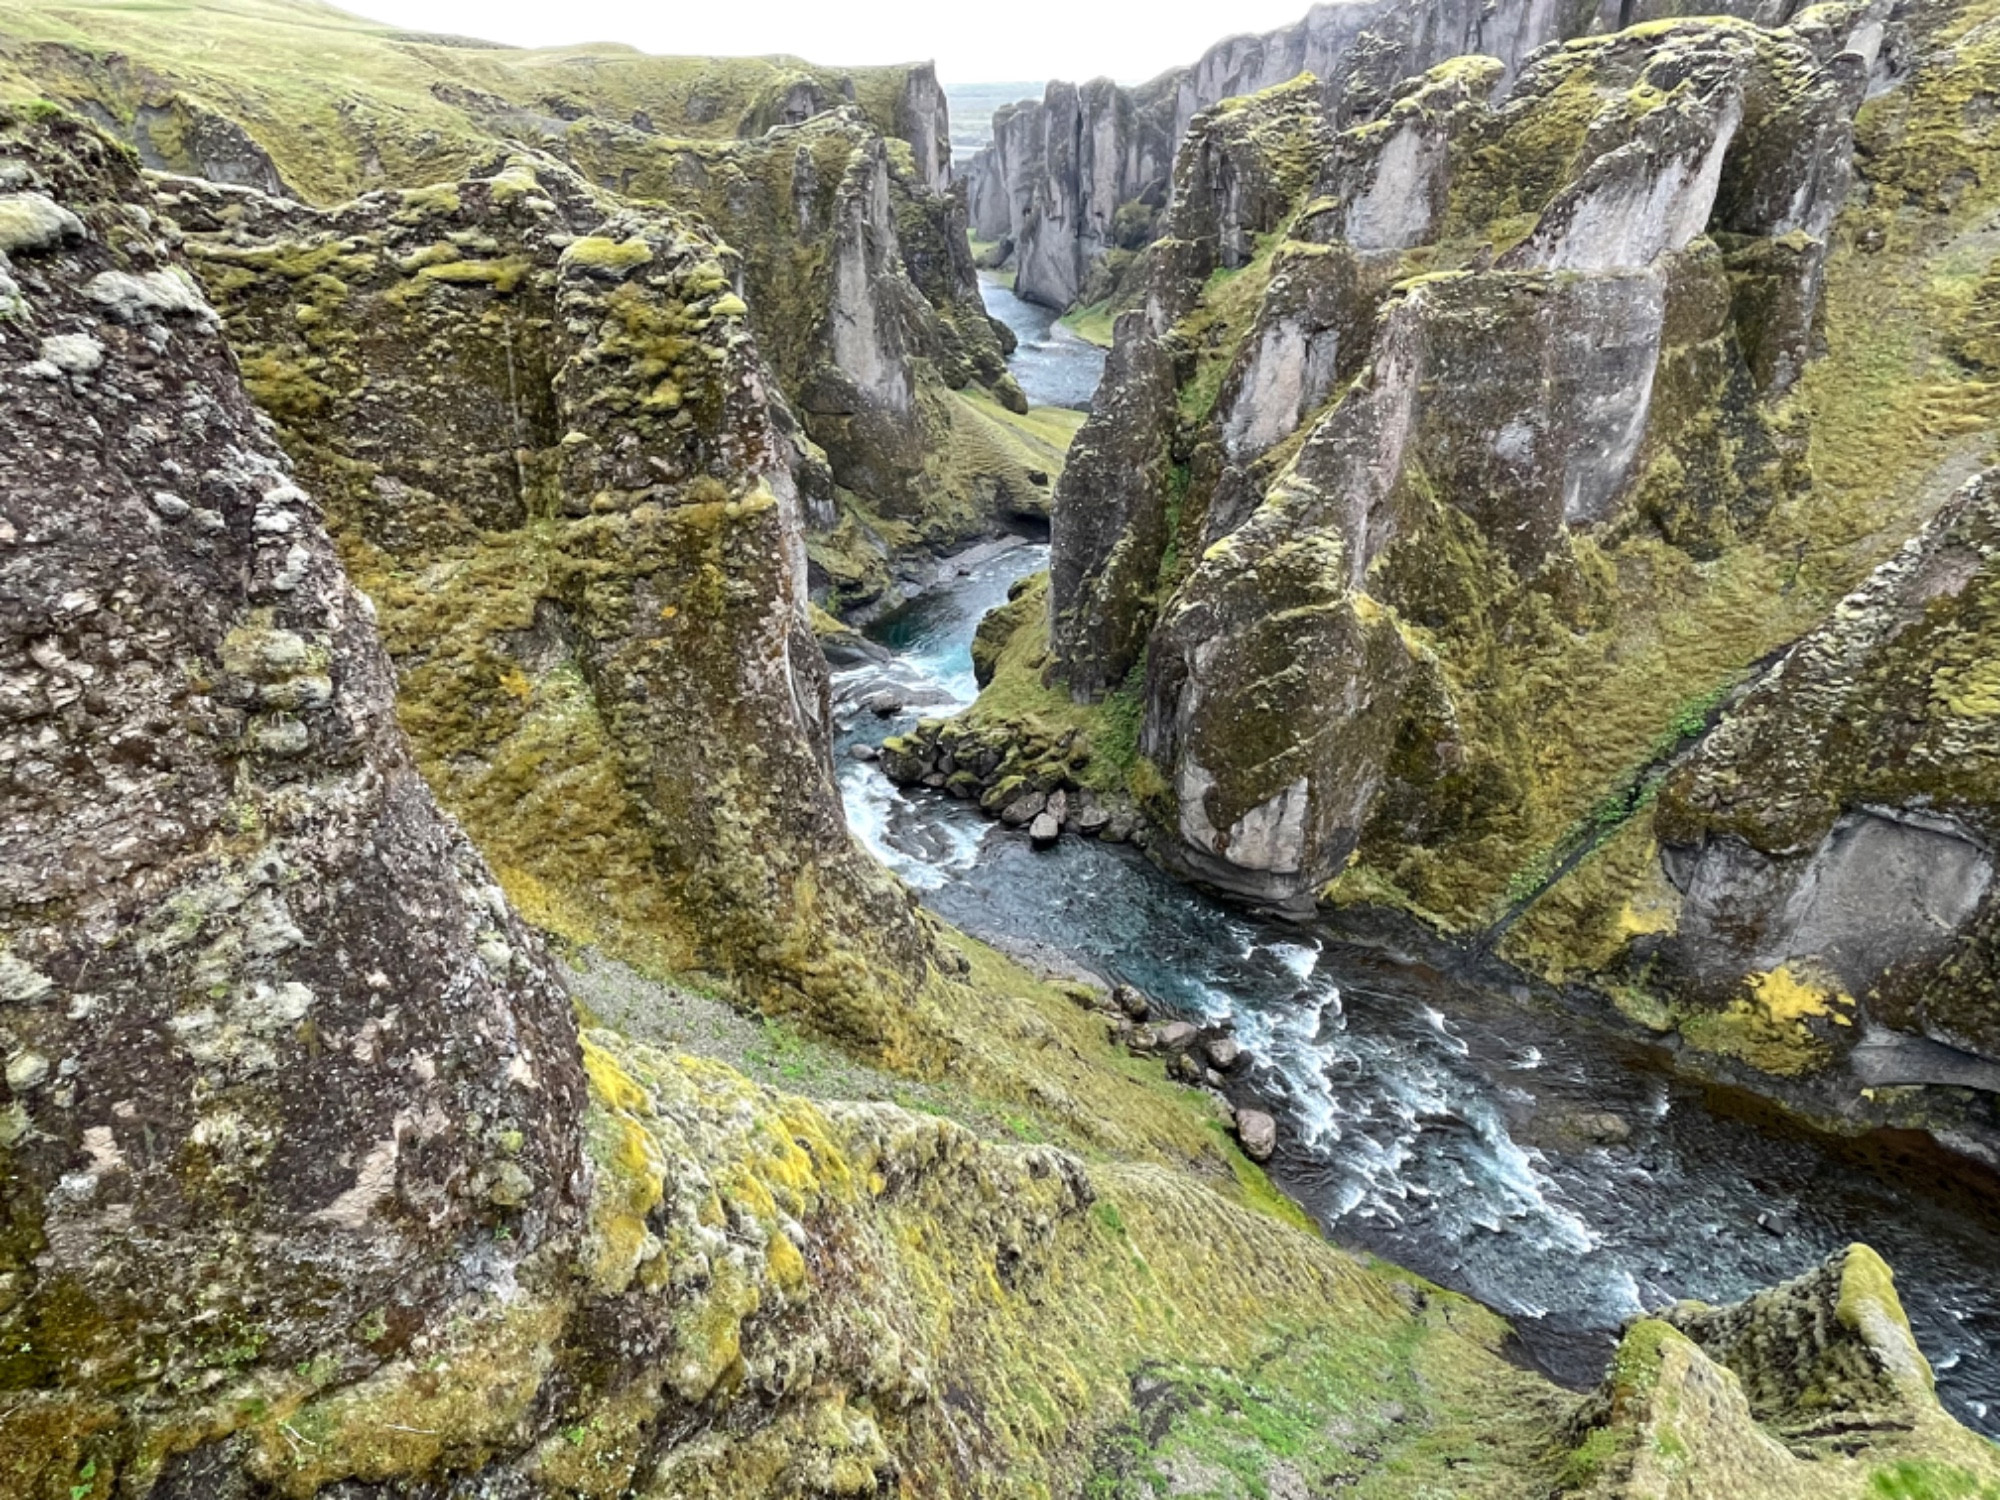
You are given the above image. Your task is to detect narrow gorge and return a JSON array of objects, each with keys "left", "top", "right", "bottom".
[{"left": 2, "top": 0, "right": 1998, "bottom": 1495}]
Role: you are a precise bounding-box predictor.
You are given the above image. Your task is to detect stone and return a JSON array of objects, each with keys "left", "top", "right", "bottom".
[
  {"left": 862, "top": 689, "right": 905, "bottom": 716},
  {"left": 1028, "top": 811, "right": 1060, "bottom": 847},
  {"left": 1112, "top": 983, "right": 1150, "bottom": 1022},
  {"left": 1045, "top": 788, "right": 1069, "bottom": 826},
  {"left": 0, "top": 189, "right": 83, "bottom": 253},
  {"left": 1236, "top": 1109, "right": 1278, "bottom": 1163},
  {"left": 38, "top": 332, "right": 103, "bottom": 375},
  {"left": 848, "top": 743, "right": 880, "bottom": 761},
  {"left": 5, "top": 1050, "right": 49, "bottom": 1090},
  {"left": 1157, "top": 1021, "right": 1198, "bottom": 1052},
  {"left": 1205, "top": 1036, "right": 1244, "bottom": 1072},
  {"left": 1076, "top": 803, "right": 1112, "bottom": 836},
  {"left": 85, "top": 266, "right": 214, "bottom": 323},
  {"left": 1000, "top": 789, "right": 1047, "bottom": 827}
]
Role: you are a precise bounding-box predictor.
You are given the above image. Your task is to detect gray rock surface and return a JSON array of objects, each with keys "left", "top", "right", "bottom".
[
  {"left": 0, "top": 111, "right": 586, "bottom": 1399},
  {"left": 1236, "top": 1108, "right": 1279, "bottom": 1162}
]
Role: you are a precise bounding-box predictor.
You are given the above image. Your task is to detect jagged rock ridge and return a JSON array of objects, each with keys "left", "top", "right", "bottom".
[{"left": 965, "top": 0, "right": 1815, "bottom": 312}]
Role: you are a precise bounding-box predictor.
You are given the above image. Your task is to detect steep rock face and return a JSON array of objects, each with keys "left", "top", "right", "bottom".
[
  {"left": 1000, "top": 0, "right": 2000, "bottom": 1140},
  {"left": 965, "top": 0, "right": 1799, "bottom": 311},
  {"left": 1646, "top": 469, "right": 2000, "bottom": 1081},
  {"left": 158, "top": 155, "right": 948, "bottom": 1055},
  {"left": 1051, "top": 19, "right": 1866, "bottom": 904},
  {"left": 0, "top": 106, "right": 587, "bottom": 1412},
  {"left": 1049, "top": 74, "right": 1332, "bottom": 701},
  {"left": 0, "top": 1, "right": 1043, "bottom": 604}
]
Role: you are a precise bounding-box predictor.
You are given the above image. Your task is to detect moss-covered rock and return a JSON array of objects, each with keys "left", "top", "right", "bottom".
[
  {"left": 0, "top": 0, "right": 1057, "bottom": 598},
  {"left": 0, "top": 103, "right": 586, "bottom": 1462},
  {"left": 1556, "top": 1246, "right": 2000, "bottom": 1497},
  {"left": 1000, "top": 0, "right": 2000, "bottom": 1147},
  {"left": 155, "top": 155, "right": 960, "bottom": 1058}
]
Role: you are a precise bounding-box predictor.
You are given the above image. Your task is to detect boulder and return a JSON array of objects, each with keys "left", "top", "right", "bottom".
[
  {"left": 1046, "top": 788, "right": 1069, "bottom": 826},
  {"left": 1237, "top": 1109, "right": 1279, "bottom": 1163},
  {"left": 862, "top": 688, "right": 906, "bottom": 716},
  {"left": 1157, "top": 1021, "right": 1199, "bottom": 1052},
  {"left": 1029, "top": 811, "right": 1061, "bottom": 847},
  {"left": 1001, "top": 789, "right": 1048, "bottom": 826},
  {"left": 1076, "top": 802, "right": 1113, "bottom": 836},
  {"left": 1206, "top": 1036, "right": 1245, "bottom": 1072},
  {"left": 1113, "top": 982, "right": 1151, "bottom": 1022}
]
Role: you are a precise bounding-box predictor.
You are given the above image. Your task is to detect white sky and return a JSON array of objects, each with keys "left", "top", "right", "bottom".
[{"left": 338, "top": 0, "right": 1328, "bottom": 88}]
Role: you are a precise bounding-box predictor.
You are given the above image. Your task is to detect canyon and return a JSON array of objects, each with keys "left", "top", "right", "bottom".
[{"left": 1, "top": 0, "right": 1997, "bottom": 1494}]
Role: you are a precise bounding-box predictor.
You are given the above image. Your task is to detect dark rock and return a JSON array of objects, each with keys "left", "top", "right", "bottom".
[
  {"left": 1112, "top": 983, "right": 1150, "bottom": 1022},
  {"left": 1001, "top": 789, "right": 1048, "bottom": 826}
]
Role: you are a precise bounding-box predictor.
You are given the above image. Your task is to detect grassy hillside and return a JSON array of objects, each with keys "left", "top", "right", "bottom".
[{"left": 0, "top": 0, "right": 931, "bottom": 201}]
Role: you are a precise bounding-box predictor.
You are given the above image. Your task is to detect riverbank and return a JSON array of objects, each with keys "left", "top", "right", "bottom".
[{"left": 836, "top": 534, "right": 2000, "bottom": 1435}]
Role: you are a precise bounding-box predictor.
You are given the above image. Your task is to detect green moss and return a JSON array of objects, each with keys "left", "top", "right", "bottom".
[
  {"left": 1060, "top": 299, "right": 1115, "bottom": 348},
  {"left": 959, "top": 573, "right": 1148, "bottom": 797},
  {"left": 561, "top": 236, "right": 654, "bottom": 275}
]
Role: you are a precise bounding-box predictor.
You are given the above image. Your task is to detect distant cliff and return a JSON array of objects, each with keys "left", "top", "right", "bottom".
[{"left": 966, "top": 0, "right": 1811, "bottom": 311}]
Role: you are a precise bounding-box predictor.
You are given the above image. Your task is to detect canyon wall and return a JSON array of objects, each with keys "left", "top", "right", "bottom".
[
  {"left": 966, "top": 0, "right": 1824, "bottom": 311},
  {"left": 6, "top": 109, "right": 1996, "bottom": 1498},
  {"left": 0, "top": 1, "right": 1061, "bottom": 612},
  {"left": 995, "top": 0, "right": 2000, "bottom": 1151}
]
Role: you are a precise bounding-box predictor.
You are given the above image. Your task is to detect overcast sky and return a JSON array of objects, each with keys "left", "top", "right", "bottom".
[{"left": 339, "top": 0, "right": 1326, "bottom": 88}]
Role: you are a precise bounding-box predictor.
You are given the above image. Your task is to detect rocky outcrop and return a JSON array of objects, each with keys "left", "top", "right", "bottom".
[
  {"left": 981, "top": 0, "right": 2000, "bottom": 1141},
  {"left": 1049, "top": 74, "right": 1334, "bottom": 702},
  {"left": 153, "top": 153, "right": 954, "bottom": 1055},
  {"left": 0, "top": 2, "right": 1045, "bottom": 610},
  {"left": 1640, "top": 469, "right": 2000, "bottom": 1083},
  {"left": 1046, "top": 19, "right": 1868, "bottom": 905},
  {"left": 965, "top": 0, "right": 1801, "bottom": 312},
  {"left": 0, "top": 102, "right": 587, "bottom": 1424},
  {"left": 1557, "top": 1245, "right": 2000, "bottom": 1497}
]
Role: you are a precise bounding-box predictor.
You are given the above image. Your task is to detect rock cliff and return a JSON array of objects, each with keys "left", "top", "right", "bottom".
[
  {"left": 0, "top": 0, "right": 1057, "bottom": 611},
  {"left": 997, "top": 0, "right": 2000, "bottom": 1148},
  {"left": 966, "top": 0, "right": 1809, "bottom": 313},
  {"left": 146, "top": 152, "right": 958, "bottom": 1056}
]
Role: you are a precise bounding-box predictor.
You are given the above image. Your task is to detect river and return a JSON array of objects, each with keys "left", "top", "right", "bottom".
[{"left": 828, "top": 282, "right": 2000, "bottom": 1434}]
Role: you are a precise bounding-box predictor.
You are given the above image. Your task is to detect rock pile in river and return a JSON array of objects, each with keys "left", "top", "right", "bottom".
[{"left": 880, "top": 714, "right": 1143, "bottom": 846}]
